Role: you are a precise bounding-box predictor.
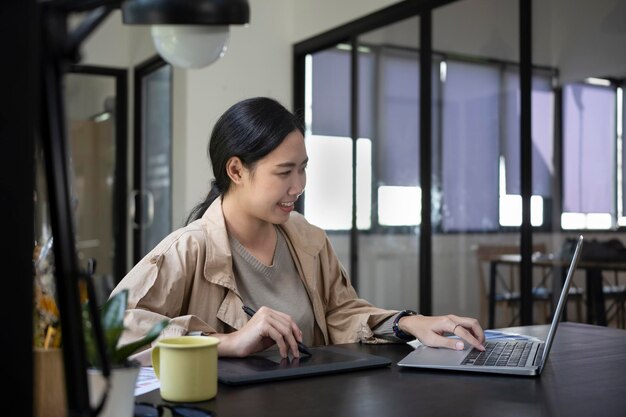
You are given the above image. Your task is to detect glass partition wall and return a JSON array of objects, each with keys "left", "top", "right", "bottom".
[
  {"left": 299, "top": 15, "right": 424, "bottom": 312},
  {"left": 357, "top": 21, "right": 423, "bottom": 310},
  {"left": 535, "top": 0, "right": 626, "bottom": 329},
  {"left": 295, "top": 0, "right": 626, "bottom": 328},
  {"left": 295, "top": 4, "right": 430, "bottom": 314},
  {"left": 431, "top": 0, "right": 543, "bottom": 327}
]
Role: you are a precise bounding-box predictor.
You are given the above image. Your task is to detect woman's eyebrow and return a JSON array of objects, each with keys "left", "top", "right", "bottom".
[{"left": 275, "top": 158, "right": 309, "bottom": 168}]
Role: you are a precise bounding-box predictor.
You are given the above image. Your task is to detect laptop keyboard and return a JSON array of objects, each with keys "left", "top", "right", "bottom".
[{"left": 462, "top": 341, "right": 535, "bottom": 367}]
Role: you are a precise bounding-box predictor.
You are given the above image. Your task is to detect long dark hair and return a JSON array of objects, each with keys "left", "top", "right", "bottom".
[{"left": 186, "top": 97, "right": 304, "bottom": 224}]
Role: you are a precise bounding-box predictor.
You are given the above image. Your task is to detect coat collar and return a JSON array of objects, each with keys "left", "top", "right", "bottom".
[
  {"left": 278, "top": 211, "right": 326, "bottom": 256},
  {"left": 200, "top": 197, "right": 238, "bottom": 292},
  {"left": 200, "top": 196, "right": 327, "bottom": 275}
]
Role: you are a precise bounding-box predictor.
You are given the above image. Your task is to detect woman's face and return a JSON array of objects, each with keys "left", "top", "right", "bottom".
[{"left": 238, "top": 129, "right": 308, "bottom": 225}]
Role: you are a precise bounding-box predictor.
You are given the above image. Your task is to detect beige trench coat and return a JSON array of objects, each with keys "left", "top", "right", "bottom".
[{"left": 112, "top": 198, "right": 397, "bottom": 362}]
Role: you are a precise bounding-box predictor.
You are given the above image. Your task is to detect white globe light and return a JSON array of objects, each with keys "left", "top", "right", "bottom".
[{"left": 151, "top": 25, "right": 230, "bottom": 69}]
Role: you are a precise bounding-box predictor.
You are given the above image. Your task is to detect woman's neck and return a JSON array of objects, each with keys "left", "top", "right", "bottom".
[{"left": 221, "top": 194, "right": 275, "bottom": 249}]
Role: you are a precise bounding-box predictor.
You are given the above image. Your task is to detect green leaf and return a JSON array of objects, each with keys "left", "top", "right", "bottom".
[
  {"left": 82, "top": 302, "right": 100, "bottom": 367},
  {"left": 83, "top": 288, "right": 168, "bottom": 367},
  {"left": 112, "top": 319, "right": 170, "bottom": 363},
  {"left": 101, "top": 290, "right": 128, "bottom": 356},
  {"left": 102, "top": 289, "right": 127, "bottom": 329}
]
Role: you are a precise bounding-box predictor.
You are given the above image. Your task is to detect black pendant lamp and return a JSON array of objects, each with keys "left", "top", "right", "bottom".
[{"left": 122, "top": 0, "right": 251, "bottom": 68}]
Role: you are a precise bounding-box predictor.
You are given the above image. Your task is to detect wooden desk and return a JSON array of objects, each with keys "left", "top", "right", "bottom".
[
  {"left": 137, "top": 323, "right": 626, "bottom": 417},
  {"left": 489, "top": 254, "right": 626, "bottom": 328}
]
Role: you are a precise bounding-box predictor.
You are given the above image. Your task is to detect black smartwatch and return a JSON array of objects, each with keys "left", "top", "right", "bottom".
[{"left": 392, "top": 310, "right": 417, "bottom": 341}]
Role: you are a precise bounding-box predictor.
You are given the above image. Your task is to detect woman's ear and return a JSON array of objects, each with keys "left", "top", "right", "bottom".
[{"left": 225, "top": 156, "right": 245, "bottom": 184}]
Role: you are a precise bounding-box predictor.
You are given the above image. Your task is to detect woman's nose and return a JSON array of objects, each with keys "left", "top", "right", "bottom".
[{"left": 290, "top": 172, "right": 306, "bottom": 196}]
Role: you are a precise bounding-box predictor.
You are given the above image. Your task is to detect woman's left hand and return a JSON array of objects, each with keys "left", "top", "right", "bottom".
[{"left": 398, "top": 314, "right": 486, "bottom": 351}]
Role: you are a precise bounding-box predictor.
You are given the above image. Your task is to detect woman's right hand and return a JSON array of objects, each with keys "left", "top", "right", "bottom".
[{"left": 215, "top": 306, "right": 303, "bottom": 358}]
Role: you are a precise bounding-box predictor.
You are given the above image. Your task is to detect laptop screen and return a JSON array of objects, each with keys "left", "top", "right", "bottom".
[{"left": 538, "top": 235, "right": 583, "bottom": 373}]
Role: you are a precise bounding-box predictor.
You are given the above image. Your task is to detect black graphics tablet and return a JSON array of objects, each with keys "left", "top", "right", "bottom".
[{"left": 218, "top": 345, "right": 391, "bottom": 385}]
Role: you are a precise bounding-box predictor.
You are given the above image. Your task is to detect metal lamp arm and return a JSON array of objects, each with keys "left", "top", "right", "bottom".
[
  {"left": 65, "top": 4, "right": 117, "bottom": 62},
  {"left": 43, "top": 0, "right": 123, "bottom": 13}
]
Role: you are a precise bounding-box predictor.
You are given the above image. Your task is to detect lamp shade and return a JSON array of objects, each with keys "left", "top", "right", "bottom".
[
  {"left": 151, "top": 25, "right": 230, "bottom": 68},
  {"left": 121, "top": 0, "right": 249, "bottom": 69},
  {"left": 121, "top": 0, "right": 250, "bottom": 25}
]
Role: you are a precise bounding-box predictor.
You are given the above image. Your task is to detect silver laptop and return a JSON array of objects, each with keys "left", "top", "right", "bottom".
[{"left": 398, "top": 235, "right": 584, "bottom": 376}]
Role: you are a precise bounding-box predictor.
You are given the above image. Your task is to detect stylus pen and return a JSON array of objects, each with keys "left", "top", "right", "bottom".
[{"left": 242, "top": 305, "right": 313, "bottom": 356}]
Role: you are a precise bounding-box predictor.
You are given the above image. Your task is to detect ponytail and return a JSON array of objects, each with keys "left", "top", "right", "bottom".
[{"left": 185, "top": 181, "right": 222, "bottom": 225}]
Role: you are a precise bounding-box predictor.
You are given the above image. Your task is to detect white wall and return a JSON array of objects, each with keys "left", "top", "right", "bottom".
[
  {"left": 178, "top": 0, "right": 294, "bottom": 225},
  {"left": 433, "top": 0, "right": 520, "bottom": 63},
  {"left": 292, "top": 0, "right": 399, "bottom": 41},
  {"left": 79, "top": 11, "right": 154, "bottom": 67}
]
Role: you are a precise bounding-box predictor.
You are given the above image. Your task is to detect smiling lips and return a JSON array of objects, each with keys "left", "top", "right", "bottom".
[{"left": 277, "top": 201, "right": 295, "bottom": 213}]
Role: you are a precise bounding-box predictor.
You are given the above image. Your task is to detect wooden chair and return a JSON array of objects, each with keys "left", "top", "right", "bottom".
[{"left": 473, "top": 243, "right": 581, "bottom": 328}]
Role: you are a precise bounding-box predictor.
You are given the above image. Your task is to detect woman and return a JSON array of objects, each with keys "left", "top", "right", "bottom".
[{"left": 112, "top": 97, "right": 484, "bottom": 363}]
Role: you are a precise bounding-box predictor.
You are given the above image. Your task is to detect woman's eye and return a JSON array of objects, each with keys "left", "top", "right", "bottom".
[{"left": 278, "top": 171, "right": 291, "bottom": 176}]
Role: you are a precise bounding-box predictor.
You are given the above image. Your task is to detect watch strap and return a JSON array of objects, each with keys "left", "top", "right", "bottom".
[{"left": 392, "top": 310, "right": 417, "bottom": 341}]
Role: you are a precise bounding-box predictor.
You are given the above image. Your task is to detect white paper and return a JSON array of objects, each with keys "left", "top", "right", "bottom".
[{"left": 134, "top": 367, "right": 160, "bottom": 396}]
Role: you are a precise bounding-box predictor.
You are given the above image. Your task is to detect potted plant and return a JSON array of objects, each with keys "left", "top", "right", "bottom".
[{"left": 83, "top": 288, "right": 169, "bottom": 417}]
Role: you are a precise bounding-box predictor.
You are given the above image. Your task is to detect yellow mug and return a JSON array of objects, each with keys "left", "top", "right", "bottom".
[{"left": 151, "top": 336, "right": 220, "bottom": 402}]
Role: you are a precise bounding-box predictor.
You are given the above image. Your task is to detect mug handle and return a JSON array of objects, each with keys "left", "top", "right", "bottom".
[{"left": 151, "top": 346, "right": 160, "bottom": 380}]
